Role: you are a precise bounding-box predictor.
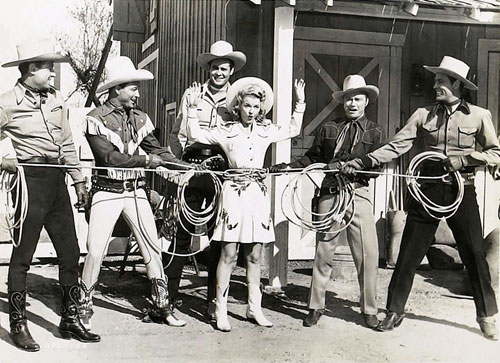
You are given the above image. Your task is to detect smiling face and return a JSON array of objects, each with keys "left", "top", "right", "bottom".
[
  {"left": 343, "top": 93, "right": 368, "bottom": 120},
  {"left": 115, "top": 82, "right": 141, "bottom": 109},
  {"left": 433, "top": 73, "right": 460, "bottom": 103},
  {"left": 239, "top": 95, "right": 261, "bottom": 127},
  {"left": 209, "top": 59, "right": 234, "bottom": 89},
  {"left": 27, "top": 61, "right": 56, "bottom": 90}
]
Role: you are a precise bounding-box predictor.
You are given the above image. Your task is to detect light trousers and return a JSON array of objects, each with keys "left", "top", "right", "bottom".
[
  {"left": 308, "top": 187, "right": 379, "bottom": 315},
  {"left": 82, "top": 189, "right": 165, "bottom": 291}
]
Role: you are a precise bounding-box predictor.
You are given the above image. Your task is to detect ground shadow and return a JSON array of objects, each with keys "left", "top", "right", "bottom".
[{"left": 416, "top": 268, "right": 472, "bottom": 296}]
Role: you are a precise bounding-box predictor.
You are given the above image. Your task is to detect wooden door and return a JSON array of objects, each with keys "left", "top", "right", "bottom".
[
  {"left": 477, "top": 39, "right": 500, "bottom": 237},
  {"left": 289, "top": 27, "right": 403, "bottom": 260}
]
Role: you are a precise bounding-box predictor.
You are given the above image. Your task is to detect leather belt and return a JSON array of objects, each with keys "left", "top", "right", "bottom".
[
  {"left": 92, "top": 176, "right": 147, "bottom": 193},
  {"left": 19, "top": 156, "right": 65, "bottom": 165},
  {"left": 318, "top": 181, "right": 364, "bottom": 196}
]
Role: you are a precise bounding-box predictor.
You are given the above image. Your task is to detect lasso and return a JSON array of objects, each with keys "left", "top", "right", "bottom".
[
  {"left": 1, "top": 151, "right": 465, "bottom": 251},
  {"left": 0, "top": 166, "right": 29, "bottom": 247}
]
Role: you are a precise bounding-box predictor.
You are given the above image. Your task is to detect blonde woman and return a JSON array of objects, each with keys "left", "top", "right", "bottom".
[{"left": 186, "top": 77, "right": 305, "bottom": 331}]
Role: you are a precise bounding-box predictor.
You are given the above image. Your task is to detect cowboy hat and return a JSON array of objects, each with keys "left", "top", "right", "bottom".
[
  {"left": 96, "top": 56, "right": 154, "bottom": 93},
  {"left": 226, "top": 77, "right": 274, "bottom": 115},
  {"left": 197, "top": 41, "right": 246, "bottom": 72},
  {"left": 423, "top": 56, "right": 477, "bottom": 90},
  {"left": 332, "top": 75, "right": 379, "bottom": 103},
  {"left": 2, "top": 38, "right": 69, "bottom": 68}
]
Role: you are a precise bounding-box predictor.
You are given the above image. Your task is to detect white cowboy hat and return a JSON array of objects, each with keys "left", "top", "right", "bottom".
[
  {"left": 423, "top": 56, "right": 477, "bottom": 90},
  {"left": 2, "top": 38, "right": 69, "bottom": 68},
  {"left": 96, "top": 56, "right": 154, "bottom": 93},
  {"left": 226, "top": 77, "right": 274, "bottom": 115},
  {"left": 332, "top": 75, "right": 379, "bottom": 103},
  {"left": 197, "top": 41, "right": 246, "bottom": 72}
]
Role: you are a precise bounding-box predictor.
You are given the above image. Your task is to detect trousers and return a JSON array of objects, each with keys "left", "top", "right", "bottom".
[
  {"left": 387, "top": 184, "right": 498, "bottom": 318},
  {"left": 9, "top": 167, "right": 80, "bottom": 291},
  {"left": 164, "top": 175, "right": 220, "bottom": 302},
  {"left": 82, "top": 188, "right": 165, "bottom": 291},
  {"left": 308, "top": 187, "right": 379, "bottom": 315}
]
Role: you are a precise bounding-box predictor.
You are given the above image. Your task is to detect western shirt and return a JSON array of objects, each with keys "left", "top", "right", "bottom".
[
  {"left": 362, "top": 100, "right": 500, "bottom": 168},
  {"left": 168, "top": 81, "right": 232, "bottom": 158},
  {"left": 85, "top": 100, "right": 184, "bottom": 180},
  {"left": 291, "top": 115, "right": 384, "bottom": 188},
  {"left": 0, "top": 81, "right": 83, "bottom": 183}
]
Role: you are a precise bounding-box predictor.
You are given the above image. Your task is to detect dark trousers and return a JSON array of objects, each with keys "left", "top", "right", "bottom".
[
  {"left": 163, "top": 175, "right": 221, "bottom": 303},
  {"left": 387, "top": 183, "right": 498, "bottom": 318},
  {"left": 8, "top": 167, "right": 80, "bottom": 291}
]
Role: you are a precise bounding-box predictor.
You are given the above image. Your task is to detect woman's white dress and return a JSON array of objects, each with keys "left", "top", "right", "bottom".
[{"left": 187, "top": 104, "right": 305, "bottom": 243}]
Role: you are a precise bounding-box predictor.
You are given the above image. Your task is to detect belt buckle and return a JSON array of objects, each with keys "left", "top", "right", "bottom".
[
  {"left": 57, "top": 156, "right": 65, "bottom": 164},
  {"left": 123, "top": 180, "right": 131, "bottom": 190},
  {"left": 328, "top": 186, "right": 339, "bottom": 194}
]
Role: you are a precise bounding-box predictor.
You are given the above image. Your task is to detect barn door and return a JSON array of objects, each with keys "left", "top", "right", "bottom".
[
  {"left": 477, "top": 39, "right": 500, "bottom": 237},
  {"left": 289, "top": 27, "right": 403, "bottom": 260}
]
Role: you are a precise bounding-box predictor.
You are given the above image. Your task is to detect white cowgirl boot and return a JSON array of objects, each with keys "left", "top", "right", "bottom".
[
  {"left": 246, "top": 283, "right": 273, "bottom": 327},
  {"left": 215, "top": 285, "right": 231, "bottom": 332}
]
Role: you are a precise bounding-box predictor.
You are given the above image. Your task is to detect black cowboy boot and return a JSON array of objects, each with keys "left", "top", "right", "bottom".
[
  {"left": 8, "top": 290, "right": 40, "bottom": 352},
  {"left": 148, "top": 278, "right": 186, "bottom": 327},
  {"left": 78, "top": 280, "right": 97, "bottom": 330},
  {"left": 59, "top": 285, "right": 100, "bottom": 342}
]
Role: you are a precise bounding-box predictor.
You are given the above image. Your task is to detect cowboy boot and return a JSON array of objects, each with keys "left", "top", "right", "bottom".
[
  {"left": 59, "top": 285, "right": 100, "bottom": 342},
  {"left": 215, "top": 284, "right": 231, "bottom": 332},
  {"left": 78, "top": 280, "right": 97, "bottom": 330},
  {"left": 8, "top": 290, "right": 40, "bottom": 352},
  {"left": 246, "top": 283, "right": 273, "bottom": 327},
  {"left": 148, "top": 278, "right": 186, "bottom": 327}
]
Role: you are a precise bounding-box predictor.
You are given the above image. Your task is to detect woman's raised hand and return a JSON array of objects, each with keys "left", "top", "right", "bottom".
[
  {"left": 187, "top": 82, "right": 202, "bottom": 108},
  {"left": 294, "top": 79, "right": 306, "bottom": 103}
]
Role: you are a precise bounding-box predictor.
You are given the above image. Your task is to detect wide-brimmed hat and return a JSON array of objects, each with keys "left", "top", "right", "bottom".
[
  {"left": 96, "top": 56, "right": 154, "bottom": 93},
  {"left": 423, "top": 56, "right": 477, "bottom": 90},
  {"left": 197, "top": 41, "right": 246, "bottom": 72},
  {"left": 226, "top": 77, "right": 274, "bottom": 115},
  {"left": 2, "top": 38, "right": 69, "bottom": 68},
  {"left": 332, "top": 75, "right": 379, "bottom": 103}
]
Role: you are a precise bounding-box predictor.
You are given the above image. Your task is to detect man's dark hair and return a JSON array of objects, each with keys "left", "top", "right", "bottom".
[{"left": 18, "top": 61, "right": 44, "bottom": 77}]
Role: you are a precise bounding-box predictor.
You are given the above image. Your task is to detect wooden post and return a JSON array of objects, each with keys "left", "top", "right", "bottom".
[{"left": 269, "top": 5, "right": 294, "bottom": 290}]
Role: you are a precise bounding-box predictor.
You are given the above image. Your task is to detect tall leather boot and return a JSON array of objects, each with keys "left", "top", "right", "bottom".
[
  {"left": 8, "top": 290, "right": 40, "bottom": 352},
  {"left": 246, "top": 283, "right": 273, "bottom": 327},
  {"left": 78, "top": 280, "right": 97, "bottom": 330},
  {"left": 215, "top": 284, "right": 231, "bottom": 332},
  {"left": 59, "top": 285, "right": 100, "bottom": 342},
  {"left": 148, "top": 278, "right": 186, "bottom": 327}
]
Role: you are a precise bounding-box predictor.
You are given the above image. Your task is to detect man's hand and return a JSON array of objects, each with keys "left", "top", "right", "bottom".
[
  {"left": 148, "top": 154, "right": 164, "bottom": 169},
  {"left": 1, "top": 158, "right": 18, "bottom": 174},
  {"left": 340, "top": 158, "right": 364, "bottom": 175},
  {"left": 268, "top": 163, "right": 289, "bottom": 173},
  {"left": 325, "top": 161, "right": 342, "bottom": 171},
  {"left": 187, "top": 82, "right": 202, "bottom": 108},
  {"left": 74, "top": 182, "right": 89, "bottom": 209},
  {"left": 442, "top": 156, "right": 466, "bottom": 172}
]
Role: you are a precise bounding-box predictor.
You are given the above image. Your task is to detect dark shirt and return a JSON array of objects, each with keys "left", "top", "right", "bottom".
[
  {"left": 291, "top": 115, "right": 384, "bottom": 188},
  {"left": 85, "top": 100, "right": 185, "bottom": 180}
]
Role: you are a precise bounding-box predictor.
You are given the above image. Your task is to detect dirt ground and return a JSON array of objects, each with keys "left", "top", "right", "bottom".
[{"left": 0, "top": 257, "right": 498, "bottom": 363}]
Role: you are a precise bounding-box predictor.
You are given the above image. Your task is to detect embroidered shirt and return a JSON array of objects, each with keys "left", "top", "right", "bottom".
[
  {"left": 168, "top": 81, "right": 232, "bottom": 158},
  {"left": 0, "top": 81, "right": 83, "bottom": 183},
  {"left": 85, "top": 100, "right": 183, "bottom": 180}
]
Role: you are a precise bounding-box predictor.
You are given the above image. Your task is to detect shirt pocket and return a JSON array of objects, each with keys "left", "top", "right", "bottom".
[
  {"left": 421, "top": 124, "right": 439, "bottom": 146},
  {"left": 457, "top": 127, "right": 476, "bottom": 148}
]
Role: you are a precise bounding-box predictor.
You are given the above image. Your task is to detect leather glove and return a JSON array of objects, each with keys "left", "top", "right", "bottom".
[
  {"left": 340, "top": 158, "right": 364, "bottom": 175},
  {"left": 441, "top": 155, "right": 467, "bottom": 172},
  {"left": 1, "top": 158, "right": 18, "bottom": 174},
  {"left": 74, "top": 182, "right": 89, "bottom": 210},
  {"left": 147, "top": 154, "right": 164, "bottom": 169},
  {"left": 268, "top": 162, "right": 289, "bottom": 173}
]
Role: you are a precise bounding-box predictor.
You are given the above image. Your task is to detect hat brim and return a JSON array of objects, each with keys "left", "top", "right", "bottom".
[
  {"left": 332, "top": 86, "right": 379, "bottom": 104},
  {"left": 197, "top": 51, "right": 247, "bottom": 72},
  {"left": 2, "top": 53, "right": 70, "bottom": 68},
  {"left": 226, "top": 77, "right": 274, "bottom": 115},
  {"left": 96, "top": 70, "right": 154, "bottom": 93},
  {"left": 423, "top": 65, "right": 478, "bottom": 90}
]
